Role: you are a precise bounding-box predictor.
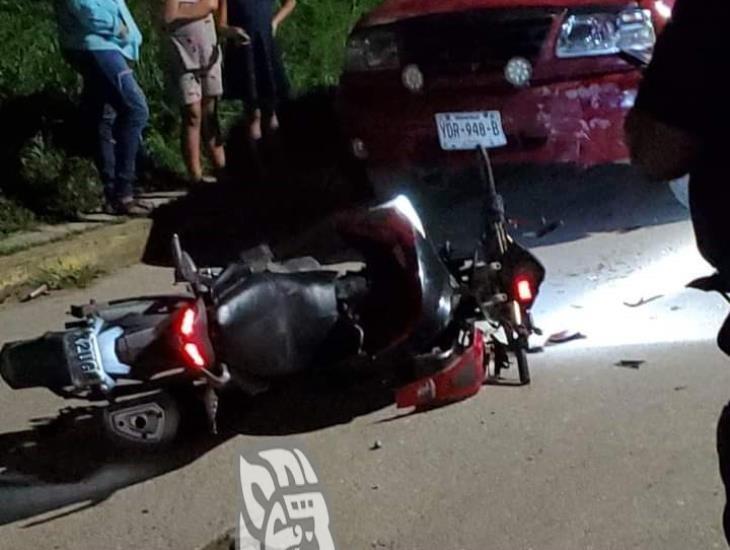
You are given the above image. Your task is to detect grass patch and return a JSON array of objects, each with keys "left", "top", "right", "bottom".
[
  {"left": 32, "top": 259, "right": 105, "bottom": 290},
  {"left": 0, "top": 196, "right": 37, "bottom": 238},
  {"left": 0, "top": 0, "right": 382, "bottom": 220},
  {"left": 278, "top": 0, "right": 382, "bottom": 89}
]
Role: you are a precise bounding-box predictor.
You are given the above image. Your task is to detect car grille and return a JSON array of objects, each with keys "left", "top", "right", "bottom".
[{"left": 399, "top": 8, "right": 558, "bottom": 76}]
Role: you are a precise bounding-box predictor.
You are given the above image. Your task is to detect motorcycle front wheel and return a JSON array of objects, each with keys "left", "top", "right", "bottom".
[
  {"left": 515, "top": 345, "right": 530, "bottom": 386},
  {"left": 508, "top": 334, "right": 531, "bottom": 386}
]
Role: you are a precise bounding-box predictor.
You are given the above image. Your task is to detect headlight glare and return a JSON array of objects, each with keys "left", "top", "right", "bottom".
[{"left": 556, "top": 8, "right": 655, "bottom": 59}]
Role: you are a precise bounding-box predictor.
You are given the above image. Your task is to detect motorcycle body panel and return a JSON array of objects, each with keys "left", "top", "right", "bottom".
[
  {"left": 0, "top": 296, "right": 197, "bottom": 394},
  {"left": 0, "top": 333, "right": 72, "bottom": 390},
  {"left": 337, "top": 196, "right": 457, "bottom": 357},
  {"left": 396, "top": 327, "right": 486, "bottom": 409}
]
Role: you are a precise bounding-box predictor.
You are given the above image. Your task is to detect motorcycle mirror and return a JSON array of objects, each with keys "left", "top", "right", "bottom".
[{"left": 171, "top": 234, "right": 199, "bottom": 284}]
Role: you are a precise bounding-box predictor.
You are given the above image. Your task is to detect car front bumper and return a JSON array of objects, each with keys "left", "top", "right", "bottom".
[{"left": 337, "top": 70, "right": 640, "bottom": 170}]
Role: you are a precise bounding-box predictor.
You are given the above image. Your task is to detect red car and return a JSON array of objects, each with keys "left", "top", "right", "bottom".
[{"left": 337, "top": 0, "right": 674, "bottom": 179}]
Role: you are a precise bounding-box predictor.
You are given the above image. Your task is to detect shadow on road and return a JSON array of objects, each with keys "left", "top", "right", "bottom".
[
  {"left": 144, "top": 153, "right": 689, "bottom": 270},
  {"left": 716, "top": 402, "right": 730, "bottom": 545},
  {"left": 399, "top": 163, "right": 689, "bottom": 258},
  {"left": 0, "top": 374, "right": 393, "bottom": 527},
  {"left": 142, "top": 88, "right": 373, "bottom": 268}
]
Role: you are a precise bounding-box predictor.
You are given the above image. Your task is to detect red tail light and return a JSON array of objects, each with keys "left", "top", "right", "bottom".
[
  {"left": 177, "top": 305, "right": 208, "bottom": 369},
  {"left": 515, "top": 275, "right": 534, "bottom": 304},
  {"left": 183, "top": 342, "right": 206, "bottom": 368},
  {"left": 180, "top": 308, "right": 196, "bottom": 337}
]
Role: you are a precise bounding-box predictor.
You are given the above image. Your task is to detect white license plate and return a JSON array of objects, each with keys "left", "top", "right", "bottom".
[
  {"left": 64, "top": 329, "right": 105, "bottom": 388},
  {"left": 435, "top": 111, "right": 507, "bottom": 151}
]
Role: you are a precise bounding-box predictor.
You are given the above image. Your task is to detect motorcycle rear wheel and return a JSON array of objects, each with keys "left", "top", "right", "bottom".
[{"left": 102, "top": 391, "right": 181, "bottom": 451}]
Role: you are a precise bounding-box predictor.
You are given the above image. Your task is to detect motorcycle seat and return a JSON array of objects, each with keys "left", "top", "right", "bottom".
[
  {"left": 212, "top": 256, "right": 324, "bottom": 304},
  {"left": 213, "top": 271, "right": 340, "bottom": 377}
]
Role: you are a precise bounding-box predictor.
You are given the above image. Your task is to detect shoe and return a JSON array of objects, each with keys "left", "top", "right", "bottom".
[
  {"left": 105, "top": 198, "right": 154, "bottom": 217},
  {"left": 189, "top": 174, "right": 218, "bottom": 187}
]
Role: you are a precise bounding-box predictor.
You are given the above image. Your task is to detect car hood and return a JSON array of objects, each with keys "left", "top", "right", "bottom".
[{"left": 359, "top": 0, "right": 633, "bottom": 27}]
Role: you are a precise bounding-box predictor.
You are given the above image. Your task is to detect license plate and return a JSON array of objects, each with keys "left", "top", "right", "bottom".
[
  {"left": 63, "top": 329, "right": 105, "bottom": 388},
  {"left": 435, "top": 111, "right": 507, "bottom": 151}
]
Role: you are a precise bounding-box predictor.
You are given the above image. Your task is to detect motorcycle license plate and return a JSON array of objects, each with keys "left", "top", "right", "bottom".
[
  {"left": 435, "top": 111, "right": 507, "bottom": 151},
  {"left": 63, "top": 329, "right": 105, "bottom": 389}
]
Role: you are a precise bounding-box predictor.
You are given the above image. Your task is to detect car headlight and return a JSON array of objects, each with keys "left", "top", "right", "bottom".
[
  {"left": 556, "top": 8, "right": 656, "bottom": 59},
  {"left": 345, "top": 28, "right": 400, "bottom": 72}
]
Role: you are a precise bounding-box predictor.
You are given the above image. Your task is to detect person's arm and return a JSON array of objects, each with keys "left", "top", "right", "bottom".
[
  {"left": 626, "top": 0, "right": 719, "bottom": 181},
  {"left": 272, "top": 0, "right": 296, "bottom": 35},
  {"left": 625, "top": 109, "right": 699, "bottom": 181},
  {"left": 67, "top": 0, "right": 124, "bottom": 38},
  {"left": 163, "top": 0, "right": 218, "bottom": 26}
]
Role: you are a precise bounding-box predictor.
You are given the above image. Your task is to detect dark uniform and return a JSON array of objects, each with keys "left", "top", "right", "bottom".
[
  {"left": 223, "top": 0, "right": 290, "bottom": 113},
  {"left": 635, "top": 0, "right": 729, "bottom": 275}
]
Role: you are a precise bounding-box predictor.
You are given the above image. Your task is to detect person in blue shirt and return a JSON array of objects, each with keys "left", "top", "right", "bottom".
[{"left": 55, "top": 0, "right": 151, "bottom": 215}]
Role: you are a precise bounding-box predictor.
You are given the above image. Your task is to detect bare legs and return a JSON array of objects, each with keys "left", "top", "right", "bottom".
[
  {"left": 247, "top": 107, "right": 279, "bottom": 141},
  {"left": 181, "top": 96, "right": 226, "bottom": 182}
]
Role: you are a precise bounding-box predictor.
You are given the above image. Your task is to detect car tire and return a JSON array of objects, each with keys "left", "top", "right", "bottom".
[{"left": 668, "top": 175, "right": 690, "bottom": 209}]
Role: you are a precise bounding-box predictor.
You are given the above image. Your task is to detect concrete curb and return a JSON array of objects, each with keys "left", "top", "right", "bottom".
[{"left": 0, "top": 218, "right": 151, "bottom": 299}]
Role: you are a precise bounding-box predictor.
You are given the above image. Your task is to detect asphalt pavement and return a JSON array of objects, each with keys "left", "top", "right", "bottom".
[{"left": 1, "top": 170, "right": 729, "bottom": 550}]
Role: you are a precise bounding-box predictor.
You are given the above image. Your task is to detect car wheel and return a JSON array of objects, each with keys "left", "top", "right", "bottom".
[{"left": 668, "top": 174, "right": 689, "bottom": 209}]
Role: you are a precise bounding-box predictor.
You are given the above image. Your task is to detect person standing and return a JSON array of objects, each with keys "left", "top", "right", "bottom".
[
  {"left": 218, "top": 0, "right": 296, "bottom": 142},
  {"left": 55, "top": 0, "right": 151, "bottom": 215},
  {"left": 626, "top": 0, "right": 730, "bottom": 541},
  {"left": 163, "top": 0, "right": 226, "bottom": 184}
]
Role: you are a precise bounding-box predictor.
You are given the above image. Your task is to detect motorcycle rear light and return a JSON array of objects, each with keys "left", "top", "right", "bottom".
[
  {"left": 515, "top": 276, "right": 534, "bottom": 304},
  {"left": 180, "top": 307, "right": 196, "bottom": 337},
  {"left": 178, "top": 305, "right": 212, "bottom": 369},
  {"left": 183, "top": 342, "right": 206, "bottom": 368}
]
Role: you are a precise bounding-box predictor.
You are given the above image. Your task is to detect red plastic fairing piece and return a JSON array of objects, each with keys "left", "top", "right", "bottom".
[{"left": 396, "top": 328, "right": 486, "bottom": 409}]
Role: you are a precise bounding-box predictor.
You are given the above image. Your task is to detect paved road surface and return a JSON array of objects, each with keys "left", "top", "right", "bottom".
[{"left": 1, "top": 173, "right": 729, "bottom": 550}]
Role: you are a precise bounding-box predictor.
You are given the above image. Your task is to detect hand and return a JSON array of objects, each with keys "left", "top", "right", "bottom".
[
  {"left": 229, "top": 26, "right": 251, "bottom": 45},
  {"left": 272, "top": 20, "right": 279, "bottom": 36}
]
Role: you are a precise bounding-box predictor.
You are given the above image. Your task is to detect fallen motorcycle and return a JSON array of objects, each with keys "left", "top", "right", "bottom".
[{"left": 0, "top": 147, "right": 545, "bottom": 450}]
